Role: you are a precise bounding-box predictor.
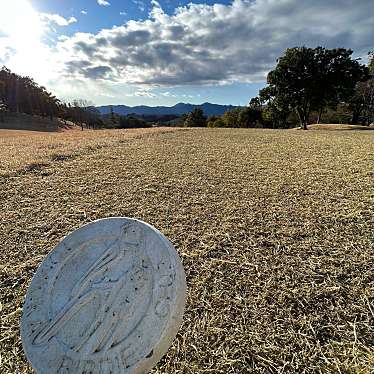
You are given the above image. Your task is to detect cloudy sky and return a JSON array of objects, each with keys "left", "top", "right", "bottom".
[{"left": 0, "top": 0, "right": 373, "bottom": 106}]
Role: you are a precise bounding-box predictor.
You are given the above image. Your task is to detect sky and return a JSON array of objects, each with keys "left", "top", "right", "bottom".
[{"left": 0, "top": 0, "right": 373, "bottom": 106}]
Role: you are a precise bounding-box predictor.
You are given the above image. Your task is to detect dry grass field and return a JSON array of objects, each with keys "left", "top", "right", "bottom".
[
  {"left": 0, "top": 127, "right": 177, "bottom": 177},
  {"left": 1, "top": 128, "right": 373, "bottom": 373}
]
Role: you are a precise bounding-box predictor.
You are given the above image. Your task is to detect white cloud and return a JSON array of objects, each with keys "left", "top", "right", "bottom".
[
  {"left": 57, "top": 0, "right": 374, "bottom": 87},
  {"left": 132, "top": 0, "right": 146, "bottom": 12},
  {"left": 41, "top": 13, "right": 77, "bottom": 26},
  {"left": 133, "top": 90, "right": 156, "bottom": 98},
  {"left": 81, "top": 10, "right": 88, "bottom": 15},
  {"left": 160, "top": 91, "right": 194, "bottom": 98},
  {"left": 97, "top": 0, "right": 111, "bottom": 6},
  {"left": 161, "top": 91, "right": 177, "bottom": 97},
  {"left": 120, "top": 11, "right": 127, "bottom": 16},
  {"left": 2, "top": 0, "right": 374, "bottom": 105}
]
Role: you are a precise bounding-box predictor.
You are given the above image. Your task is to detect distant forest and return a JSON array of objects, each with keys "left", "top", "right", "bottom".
[
  {"left": 0, "top": 47, "right": 373, "bottom": 130},
  {"left": 0, "top": 67, "right": 105, "bottom": 129}
]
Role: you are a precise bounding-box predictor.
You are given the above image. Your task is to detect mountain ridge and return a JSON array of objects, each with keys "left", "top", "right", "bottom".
[{"left": 97, "top": 102, "right": 239, "bottom": 116}]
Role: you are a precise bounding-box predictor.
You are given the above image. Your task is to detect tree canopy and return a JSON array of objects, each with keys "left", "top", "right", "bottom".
[{"left": 261, "top": 47, "right": 369, "bottom": 129}]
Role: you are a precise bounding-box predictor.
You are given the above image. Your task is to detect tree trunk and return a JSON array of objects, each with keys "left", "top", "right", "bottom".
[
  {"left": 297, "top": 108, "right": 308, "bottom": 130},
  {"left": 351, "top": 110, "right": 360, "bottom": 125},
  {"left": 317, "top": 107, "right": 323, "bottom": 124}
]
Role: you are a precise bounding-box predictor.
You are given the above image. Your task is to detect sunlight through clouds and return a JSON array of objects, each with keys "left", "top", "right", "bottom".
[
  {"left": 0, "top": 0, "right": 43, "bottom": 43},
  {"left": 0, "top": 0, "right": 59, "bottom": 83}
]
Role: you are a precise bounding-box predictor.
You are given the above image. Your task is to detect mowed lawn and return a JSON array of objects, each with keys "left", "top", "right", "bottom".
[{"left": 0, "top": 128, "right": 373, "bottom": 373}]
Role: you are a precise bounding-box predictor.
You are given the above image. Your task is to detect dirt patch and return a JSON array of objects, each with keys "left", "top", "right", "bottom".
[
  {"left": 0, "top": 128, "right": 373, "bottom": 373},
  {"left": 293, "top": 124, "right": 374, "bottom": 131}
]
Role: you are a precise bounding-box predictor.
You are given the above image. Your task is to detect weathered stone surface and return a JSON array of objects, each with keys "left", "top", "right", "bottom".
[{"left": 21, "top": 218, "right": 186, "bottom": 374}]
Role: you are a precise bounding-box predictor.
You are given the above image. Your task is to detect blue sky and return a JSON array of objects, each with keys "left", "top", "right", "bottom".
[
  {"left": 0, "top": 1, "right": 373, "bottom": 106},
  {"left": 31, "top": 1, "right": 233, "bottom": 36}
]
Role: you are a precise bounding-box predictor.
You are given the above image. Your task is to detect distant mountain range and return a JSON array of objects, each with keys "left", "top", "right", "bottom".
[{"left": 97, "top": 102, "right": 239, "bottom": 116}]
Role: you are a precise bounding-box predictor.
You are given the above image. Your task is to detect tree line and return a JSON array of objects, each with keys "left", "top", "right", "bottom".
[
  {"left": 0, "top": 66, "right": 163, "bottom": 130},
  {"left": 185, "top": 47, "right": 374, "bottom": 129},
  {"left": 103, "top": 107, "right": 151, "bottom": 129},
  {"left": 0, "top": 67, "right": 60, "bottom": 119},
  {"left": 0, "top": 67, "right": 104, "bottom": 128}
]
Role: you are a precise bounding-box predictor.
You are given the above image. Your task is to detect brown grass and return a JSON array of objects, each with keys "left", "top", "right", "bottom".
[
  {"left": 0, "top": 127, "right": 178, "bottom": 177},
  {"left": 1, "top": 128, "right": 373, "bottom": 373}
]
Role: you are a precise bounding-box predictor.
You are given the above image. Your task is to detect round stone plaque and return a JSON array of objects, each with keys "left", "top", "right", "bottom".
[{"left": 21, "top": 218, "right": 186, "bottom": 374}]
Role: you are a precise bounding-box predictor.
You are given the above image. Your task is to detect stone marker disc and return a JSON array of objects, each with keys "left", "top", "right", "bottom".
[{"left": 21, "top": 218, "right": 186, "bottom": 374}]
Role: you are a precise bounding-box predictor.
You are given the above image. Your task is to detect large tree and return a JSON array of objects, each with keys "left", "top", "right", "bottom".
[{"left": 264, "top": 47, "right": 369, "bottom": 129}]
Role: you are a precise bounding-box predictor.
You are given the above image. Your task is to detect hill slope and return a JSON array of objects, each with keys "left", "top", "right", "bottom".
[
  {"left": 0, "top": 113, "right": 73, "bottom": 132},
  {"left": 97, "top": 102, "right": 239, "bottom": 116}
]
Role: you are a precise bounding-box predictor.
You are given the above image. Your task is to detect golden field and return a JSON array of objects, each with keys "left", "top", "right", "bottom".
[
  {"left": 0, "top": 127, "right": 373, "bottom": 373},
  {"left": 0, "top": 127, "right": 177, "bottom": 177}
]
